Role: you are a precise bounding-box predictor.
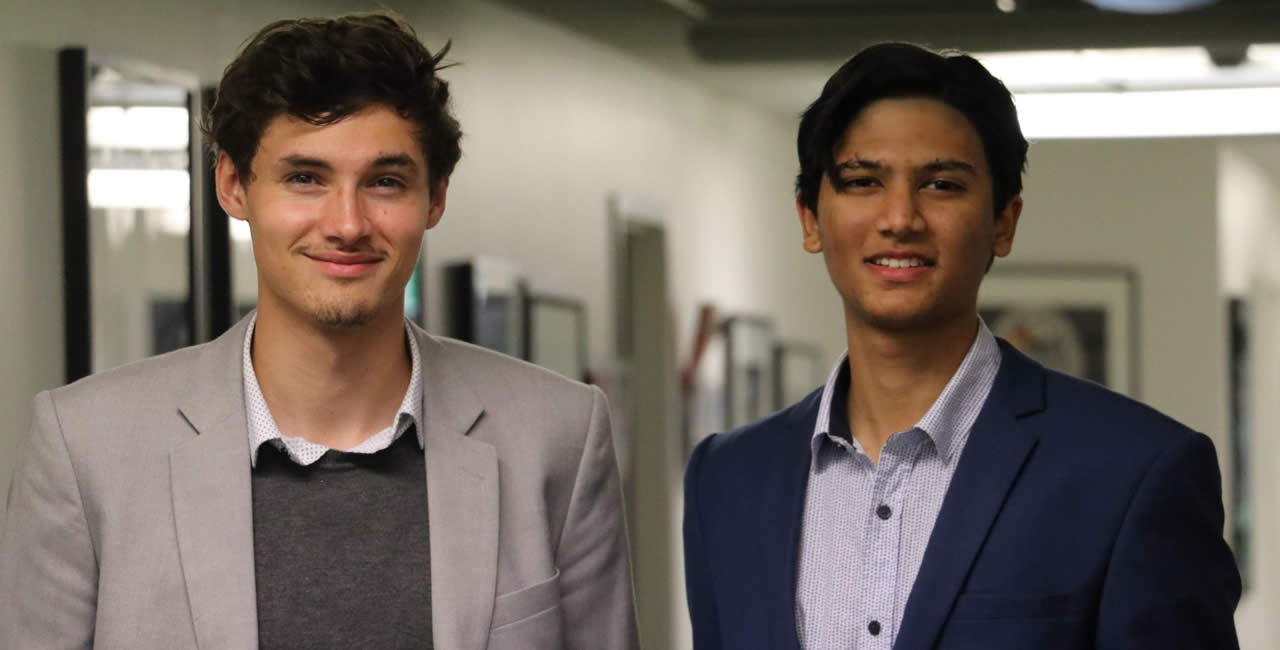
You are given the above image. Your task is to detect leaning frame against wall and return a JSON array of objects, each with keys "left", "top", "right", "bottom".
[{"left": 59, "top": 48, "right": 214, "bottom": 382}]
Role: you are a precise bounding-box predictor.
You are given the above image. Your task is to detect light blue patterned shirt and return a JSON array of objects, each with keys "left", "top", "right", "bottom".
[
  {"left": 795, "top": 320, "right": 1002, "bottom": 649},
  {"left": 242, "top": 312, "right": 424, "bottom": 467}
]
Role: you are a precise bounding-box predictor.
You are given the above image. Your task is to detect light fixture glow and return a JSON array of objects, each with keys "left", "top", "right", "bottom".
[
  {"left": 976, "top": 47, "right": 1214, "bottom": 93},
  {"left": 229, "top": 218, "right": 253, "bottom": 243},
  {"left": 1083, "top": 0, "right": 1215, "bottom": 13},
  {"left": 1015, "top": 87, "right": 1280, "bottom": 139},
  {"left": 88, "top": 106, "right": 189, "bottom": 150}
]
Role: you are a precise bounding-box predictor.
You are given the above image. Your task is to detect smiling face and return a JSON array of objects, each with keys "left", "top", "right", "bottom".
[
  {"left": 799, "top": 96, "right": 1021, "bottom": 333},
  {"left": 216, "top": 104, "right": 448, "bottom": 330}
]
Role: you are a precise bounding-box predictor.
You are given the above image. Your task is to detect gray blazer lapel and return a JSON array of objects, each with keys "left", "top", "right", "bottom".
[
  {"left": 171, "top": 317, "right": 259, "bottom": 650},
  {"left": 416, "top": 328, "right": 498, "bottom": 650}
]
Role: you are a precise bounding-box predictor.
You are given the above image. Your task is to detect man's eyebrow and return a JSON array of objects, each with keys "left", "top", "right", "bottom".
[
  {"left": 922, "top": 159, "right": 978, "bottom": 175},
  {"left": 275, "top": 154, "right": 420, "bottom": 170},
  {"left": 834, "top": 157, "right": 882, "bottom": 172},
  {"left": 370, "top": 154, "right": 418, "bottom": 169},
  {"left": 278, "top": 155, "right": 333, "bottom": 170}
]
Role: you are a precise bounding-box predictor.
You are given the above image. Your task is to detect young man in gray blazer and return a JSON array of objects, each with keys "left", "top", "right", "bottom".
[{"left": 0, "top": 13, "right": 637, "bottom": 649}]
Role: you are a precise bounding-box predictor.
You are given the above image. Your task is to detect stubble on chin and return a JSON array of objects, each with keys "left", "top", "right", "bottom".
[{"left": 307, "top": 298, "right": 380, "bottom": 329}]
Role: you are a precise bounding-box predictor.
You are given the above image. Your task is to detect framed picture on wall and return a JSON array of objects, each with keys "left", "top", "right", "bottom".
[
  {"left": 688, "top": 316, "right": 727, "bottom": 455},
  {"left": 524, "top": 294, "right": 587, "bottom": 382},
  {"left": 978, "top": 265, "right": 1138, "bottom": 396},
  {"left": 444, "top": 258, "right": 527, "bottom": 358},
  {"left": 723, "top": 315, "right": 776, "bottom": 430},
  {"left": 681, "top": 304, "right": 724, "bottom": 456},
  {"left": 1228, "top": 298, "right": 1251, "bottom": 589},
  {"left": 773, "top": 341, "right": 824, "bottom": 410}
]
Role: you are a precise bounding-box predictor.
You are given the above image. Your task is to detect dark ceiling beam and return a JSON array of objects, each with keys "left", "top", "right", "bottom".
[{"left": 689, "top": 6, "right": 1280, "bottom": 61}]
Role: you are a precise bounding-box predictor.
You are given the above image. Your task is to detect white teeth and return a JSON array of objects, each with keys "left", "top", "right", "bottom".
[{"left": 873, "top": 257, "right": 926, "bottom": 268}]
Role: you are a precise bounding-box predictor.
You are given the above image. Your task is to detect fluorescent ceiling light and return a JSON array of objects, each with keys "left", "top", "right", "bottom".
[
  {"left": 976, "top": 45, "right": 1280, "bottom": 96},
  {"left": 1015, "top": 87, "right": 1280, "bottom": 139},
  {"left": 1248, "top": 44, "right": 1280, "bottom": 66},
  {"left": 976, "top": 47, "right": 1215, "bottom": 92}
]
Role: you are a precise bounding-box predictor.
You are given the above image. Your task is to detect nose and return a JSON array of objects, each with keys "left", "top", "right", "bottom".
[
  {"left": 877, "top": 183, "right": 924, "bottom": 237},
  {"left": 320, "top": 182, "right": 372, "bottom": 246}
]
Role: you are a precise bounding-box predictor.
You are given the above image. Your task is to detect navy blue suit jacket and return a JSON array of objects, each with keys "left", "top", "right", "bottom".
[{"left": 683, "top": 340, "right": 1241, "bottom": 650}]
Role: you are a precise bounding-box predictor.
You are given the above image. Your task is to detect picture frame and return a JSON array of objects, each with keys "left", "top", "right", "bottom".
[
  {"left": 524, "top": 294, "right": 587, "bottom": 382},
  {"left": 444, "top": 258, "right": 527, "bottom": 358},
  {"left": 723, "top": 315, "right": 776, "bottom": 430},
  {"left": 978, "top": 265, "right": 1138, "bottom": 396},
  {"left": 682, "top": 304, "right": 725, "bottom": 456},
  {"left": 773, "top": 341, "right": 824, "bottom": 410},
  {"left": 1228, "top": 297, "right": 1251, "bottom": 588}
]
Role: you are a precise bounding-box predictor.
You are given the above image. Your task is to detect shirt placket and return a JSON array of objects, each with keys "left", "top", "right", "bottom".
[{"left": 855, "top": 431, "right": 918, "bottom": 650}]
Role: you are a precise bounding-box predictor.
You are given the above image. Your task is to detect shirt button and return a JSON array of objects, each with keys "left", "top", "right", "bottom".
[
  {"left": 869, "top": 620, "right": 882, "bottom": 635},
  {"left": 876, "top": 504, "right": 892, "bottom": 520}
]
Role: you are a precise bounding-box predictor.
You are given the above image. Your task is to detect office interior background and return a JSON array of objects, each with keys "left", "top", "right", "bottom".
[{"left": 2, "top": 0, "right": 1279, "bottom": 646}]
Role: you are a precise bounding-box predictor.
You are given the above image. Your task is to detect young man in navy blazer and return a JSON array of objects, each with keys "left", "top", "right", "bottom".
[{"left": 683, "top": 43, "right": 1241, "bottom": 650}]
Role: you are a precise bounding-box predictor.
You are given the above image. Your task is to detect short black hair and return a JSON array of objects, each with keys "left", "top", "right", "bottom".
[
  {"left": 204, "top": 12, "right": 462, "bottom": 189},
  {"left": 795, "top": 42, "right": 1027, "bottom": 216}
]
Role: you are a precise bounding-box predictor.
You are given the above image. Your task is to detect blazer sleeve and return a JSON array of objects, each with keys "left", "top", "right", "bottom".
[
  {"left": 556, "top": 386, "right": 640, "bottom": 650},
  {"left": 1095, "top": 431, "right": 1242, "bottom": 650},
  {"left": 684, "top": 434, "right": 723, "bottom": 650},
  {"left": 0, "top": 391, "right": 97, "bottom": 649}
]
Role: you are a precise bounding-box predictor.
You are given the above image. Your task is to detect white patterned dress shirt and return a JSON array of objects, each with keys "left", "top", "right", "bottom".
[
  {"left": 795, "top": 320, "right": 1002, "bottom": 649},
  {"left": 242, "top": 312, "right": 424, "bottom": 467}
]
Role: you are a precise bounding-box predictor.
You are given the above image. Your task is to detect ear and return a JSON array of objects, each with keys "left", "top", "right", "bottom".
[
  {"left": 798, "top": 197, "right": 823, "bottom": 254},
  {"left": 214, "top": 151, "right": 250, "bottom": 222},
  {"left": 992, "top": 196, "right": 1022, "bottom": 258},
  {"left": 425, "top": 177, "right": 449, "bottom": 230}
]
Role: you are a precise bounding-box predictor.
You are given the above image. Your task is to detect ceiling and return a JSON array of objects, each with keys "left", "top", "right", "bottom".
[{"left": 497, "top": 0, "right": 1280, "bottom": 118}]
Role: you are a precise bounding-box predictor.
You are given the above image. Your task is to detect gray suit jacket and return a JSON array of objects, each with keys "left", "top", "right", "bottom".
[{"left": 0, "top": 317, "right": 639, "bottom": 649}]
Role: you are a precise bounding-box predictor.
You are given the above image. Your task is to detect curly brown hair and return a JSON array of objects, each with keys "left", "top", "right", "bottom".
[{"left": 203, "top": 12, "right": 462, "bottom": 189}]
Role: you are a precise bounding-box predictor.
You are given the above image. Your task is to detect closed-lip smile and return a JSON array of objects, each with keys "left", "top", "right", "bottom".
[
  {"left": 305, "top": 251, "right": 384, "bottom": 277},
  {"left": 306, "top": 251, "right": 382, "bottom": 265}
]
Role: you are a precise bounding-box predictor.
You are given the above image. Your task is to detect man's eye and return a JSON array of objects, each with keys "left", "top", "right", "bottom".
[
  {"left": 286, "top": 173, "right": 317, "bottom": 185},
  {"left": 924, "top": 179, "right": 964, "bottom": 192},
  {"left": 840, "top": 177, "right": 878, "bottom": 189},
  {"left": 372, "top": 177, "right": 406, "bottom": 189}
]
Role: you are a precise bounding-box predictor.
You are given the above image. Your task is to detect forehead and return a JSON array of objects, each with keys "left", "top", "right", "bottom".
[
  {"left": 837, "top": 97, "right": 988, "bottom": 170},
  {"left": 254, "top": 104, "right": 426, "bottom": 167}
]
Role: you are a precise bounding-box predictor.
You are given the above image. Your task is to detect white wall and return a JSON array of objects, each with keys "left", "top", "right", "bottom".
[{"left": 0, "top": 41, "right": 63, "bottom": 523}]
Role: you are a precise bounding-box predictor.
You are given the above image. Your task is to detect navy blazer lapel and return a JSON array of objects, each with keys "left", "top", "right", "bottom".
[
  {"left": 761, "top": 391, "right": 820, "bottom": 650},
  {"left": 894, "top": 341, "right": 1046, "bottom": 650}
]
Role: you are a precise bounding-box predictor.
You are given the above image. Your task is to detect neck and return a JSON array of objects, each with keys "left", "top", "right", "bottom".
[
  {"left": 844, "top": 312, "right": 978, "bottom": 463},
  {"left": 251, "top": 299, "right": 411, "bottom": 451}
]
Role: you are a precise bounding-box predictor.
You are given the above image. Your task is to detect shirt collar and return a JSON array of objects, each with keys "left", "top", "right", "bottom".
[
  {"left": 811, "top": 318, "right": 1002, "bottom": 464},
  {"left": 242, "top": 312, "right": 425, "bottom": 467}
]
